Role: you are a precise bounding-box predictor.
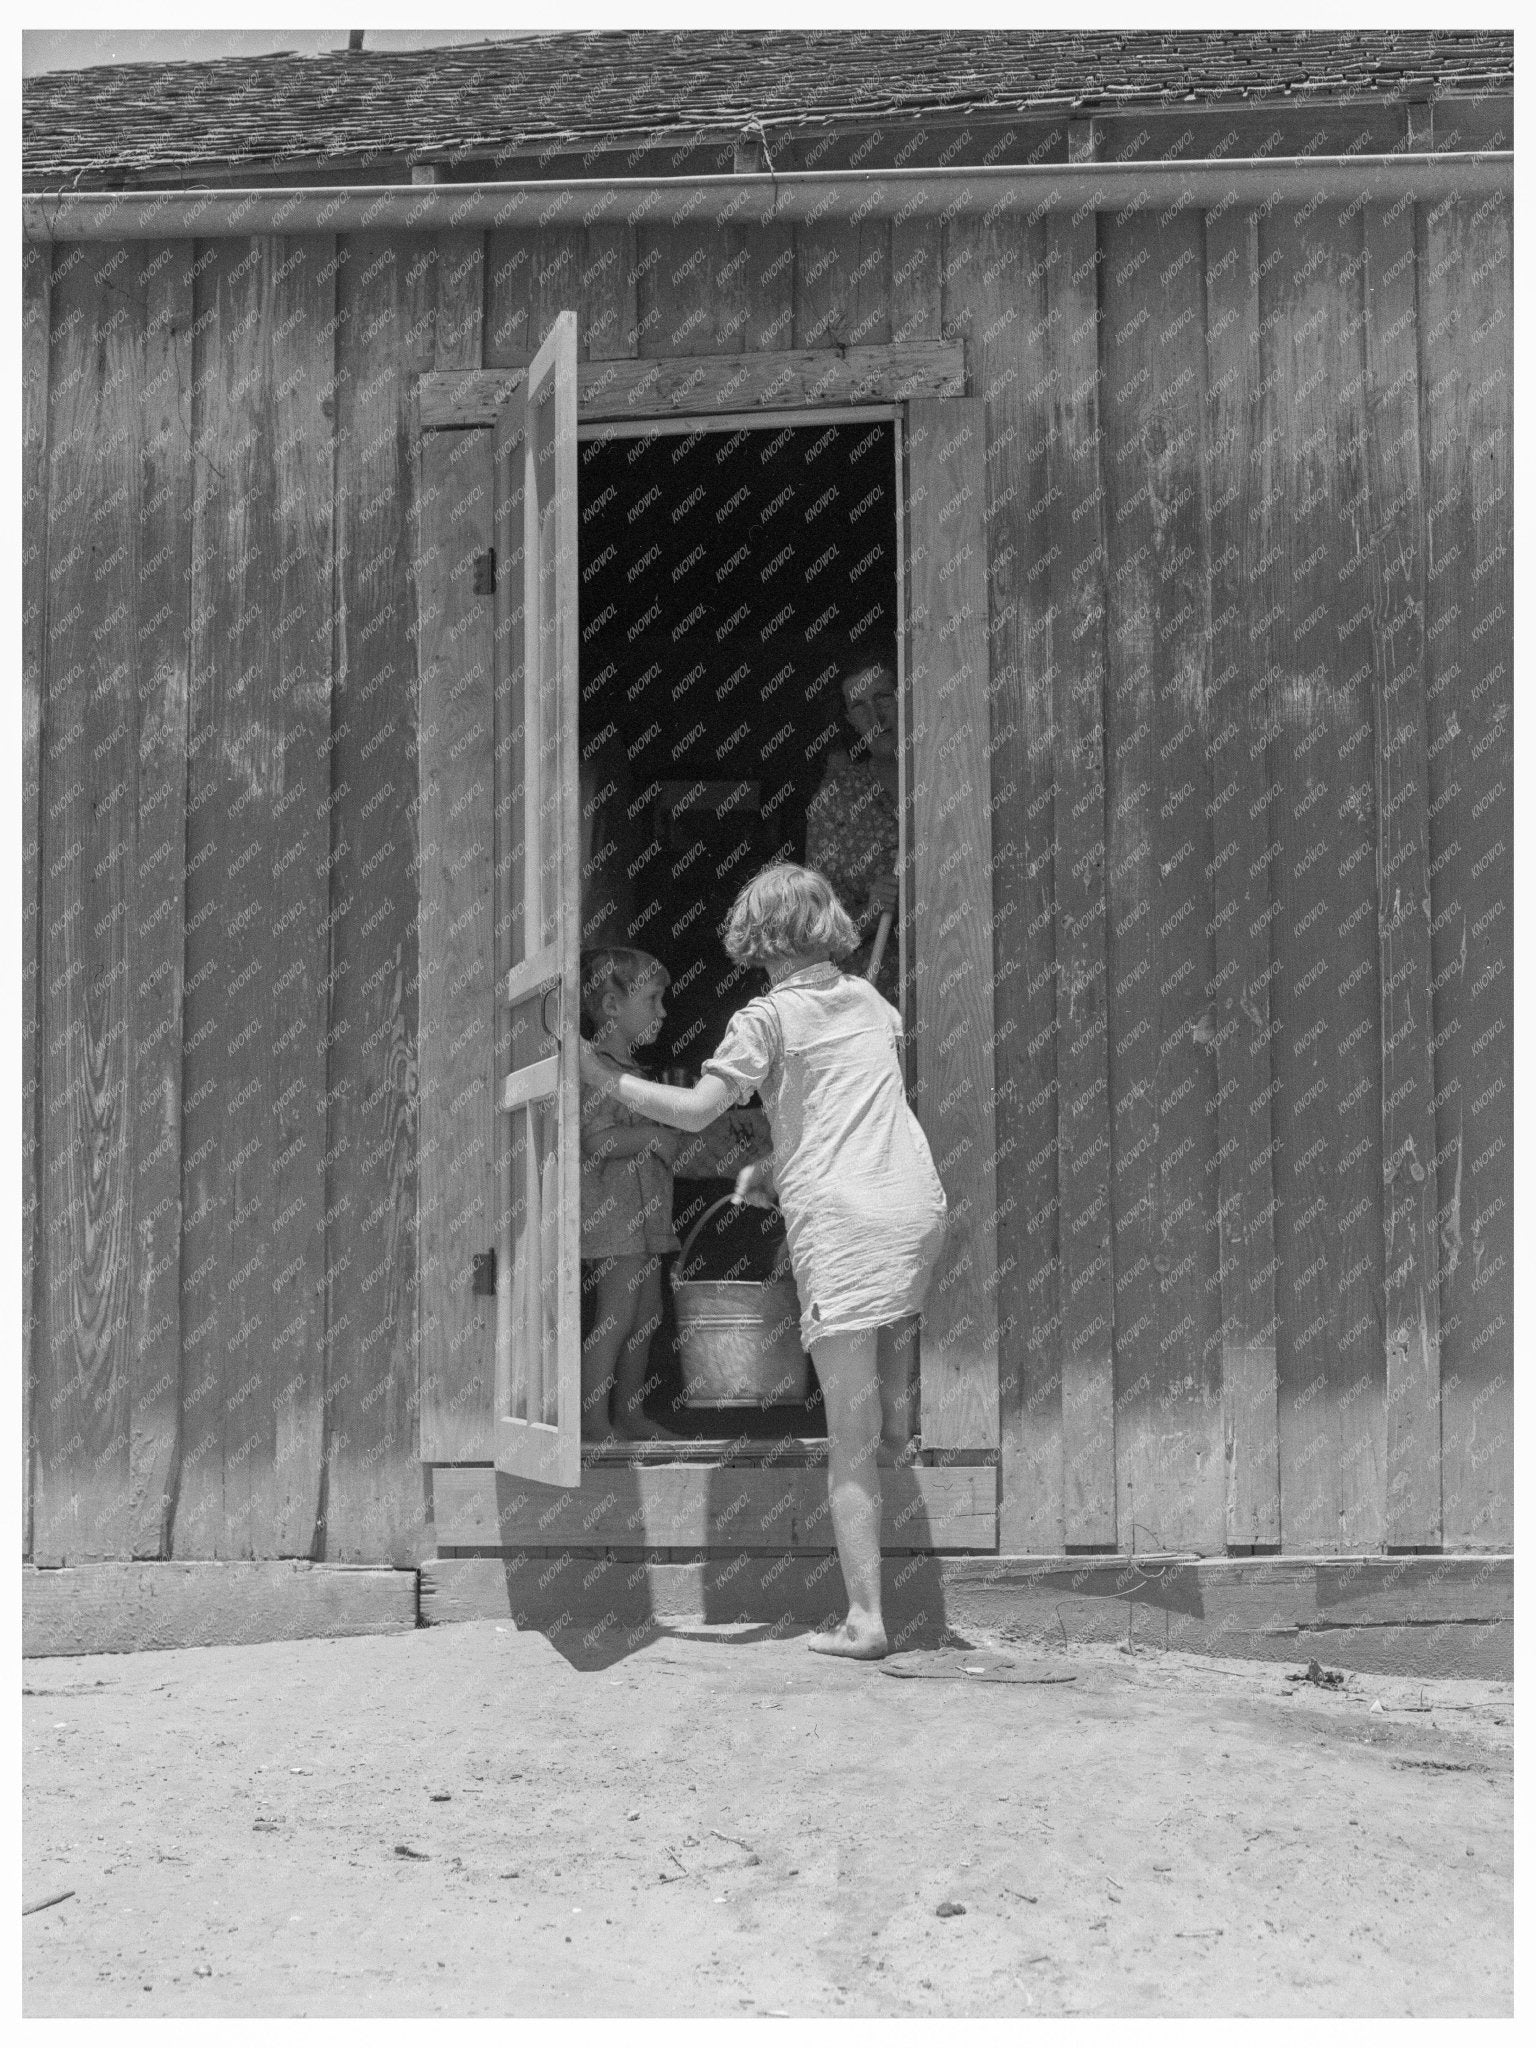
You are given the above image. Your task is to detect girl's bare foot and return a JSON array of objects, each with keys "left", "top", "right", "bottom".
[{"left": 807, "top": 1618, "right": 888, "bottom": 1660}]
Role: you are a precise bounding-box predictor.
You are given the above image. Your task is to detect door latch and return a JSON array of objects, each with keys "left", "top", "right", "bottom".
[
  {"left": 471, "top": 1248, "right": 497, "bottom": 1296},
  {"left": 472, "top": 548, "right": 496, "bottom": 595}
]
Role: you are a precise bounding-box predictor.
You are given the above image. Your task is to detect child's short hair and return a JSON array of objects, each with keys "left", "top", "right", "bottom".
[
  {"left": 720, "top": 862, "right": 860, "bottom": 968},
  {"left": 580, "top": 946, "right": 670, "bottom": 1033}
]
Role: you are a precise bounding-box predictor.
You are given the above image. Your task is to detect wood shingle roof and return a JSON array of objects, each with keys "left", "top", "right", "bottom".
[{"left": 23, "top": 29, "right": 1514, "bottom": 188}]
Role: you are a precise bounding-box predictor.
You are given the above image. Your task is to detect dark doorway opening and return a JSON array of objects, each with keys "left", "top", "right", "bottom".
[{"left": 576, "top": 416, "right": 901, "bottom": 1440}]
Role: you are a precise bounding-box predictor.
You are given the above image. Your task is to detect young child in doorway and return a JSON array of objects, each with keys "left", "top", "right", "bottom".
[
  {"left": 579, "top": 946, "right": 681, "bottom": 1444},
  {"left": 578, "top": 864, "right": 948, "bottom": 1657}
]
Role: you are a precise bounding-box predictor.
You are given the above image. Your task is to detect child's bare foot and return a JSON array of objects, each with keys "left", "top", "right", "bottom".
[{"left": 807, "top": 1617, "right": 888, "bottom": 1660}]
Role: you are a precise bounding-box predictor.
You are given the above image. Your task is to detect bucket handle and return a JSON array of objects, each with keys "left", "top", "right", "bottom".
[{"left": 676, "top": 1193, "right": 786, "bottom": 1285}]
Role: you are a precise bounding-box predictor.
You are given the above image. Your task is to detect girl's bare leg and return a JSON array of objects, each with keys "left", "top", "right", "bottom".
[
  {"left": 876, "top": 1313, "right": 921, "bottom": 1459},
  {"left": 612, "top": 1257, "right": 673, "bottom": 1440},
  {"left": 807, "top": 1328, "right": 887, "bottom": 1659},
  {"left": 581, "top": 1255, "right": 645, "bottom": 1443}
]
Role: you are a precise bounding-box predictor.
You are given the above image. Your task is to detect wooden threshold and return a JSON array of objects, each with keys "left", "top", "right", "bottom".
[
  {"left": 429, "top": 1459, "right": 997, "bottom": 1552},
  {"left": 418, "top": 339, "right": 964, "bottom": 428},
  {"left": 571, "top": 1437, "right": 998, "bottom": 1468}
]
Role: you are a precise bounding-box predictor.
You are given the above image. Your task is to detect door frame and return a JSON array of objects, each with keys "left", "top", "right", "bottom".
[{"left": 414, "top": 339, "right": 1000, "bottom": 1490}]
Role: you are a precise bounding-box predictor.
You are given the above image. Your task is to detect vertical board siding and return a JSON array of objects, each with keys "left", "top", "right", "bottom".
[
  {"left": 1259, "top": 204, "right": 1387, "bottom": 1553},
  {"left": 415, "top": 428, "right": 499, "bottom": 1462},
  {"left": 890, "top": 216, "right": 942, "bottom": 347},
  {"left": 127, "top": 248, "right": 194, "bottom": 1558},
  {"left": 795, "top": 218, "right": 891, "bottom": 352},
  {"left": 1361, "top": 202, "right": 1440, "bottom": 1547},
  {"left": 319, "top": 233, "right": 438, "bottom": 1563},
  {"left": 1419, "top": 193, "right": 1513, "bottom": 1550},
  {"left": 905, "top": 397, "right": 1001, "bottom": 1450},
  {"left": 486, "top": 229, "right": 584, "bottom": 367},
  {"left": 942, "top": 213, "right": 1063, "bottom": 1546},
  {"left": 1100, "top": 211, "right": 1225, "bottom": 1553},
  {"left": 176, "top": 237, "right": 336, "bottom": 1558},
  {"left": 22, "top": 242, "right": 51, "bottom": 1559},
  {"left": 632, "top": 219, "right": 795, "bottom": 359},
  {"left": 21, "top": 184, "right": 1514, "bottom": 1567},
  {"left": 433, "top": 230, "right": 485, "bottom": 372},
  {"left": 34, "top": 244, "right": 191, "bottom": 1563},
  {"left": 1202, "top": 210, "right": 1282, "bottom": 1548},
  {"left": 1046, "top": 212, "right": 1117, "bottom": 1546}
]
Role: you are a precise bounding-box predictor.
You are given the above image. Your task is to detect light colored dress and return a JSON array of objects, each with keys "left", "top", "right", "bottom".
[
  {"left": 699, "top": 961, "right": 947, "bottom": 1351},
  {"left": 579, "top": 1046, "right": 680, "bottom": 1259}
]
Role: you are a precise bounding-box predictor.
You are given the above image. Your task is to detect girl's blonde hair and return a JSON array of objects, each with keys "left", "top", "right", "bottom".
[
  {"left": 720, "top": 862, "right": 860, "bottom": 968},
  {"left": 580, "top": 946, "right": 670, "bottom": 1032}
]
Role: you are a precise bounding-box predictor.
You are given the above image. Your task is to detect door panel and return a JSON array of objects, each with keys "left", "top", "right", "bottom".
[{"left": 495, "top": 312, "right": 583, "bottom": 1487}]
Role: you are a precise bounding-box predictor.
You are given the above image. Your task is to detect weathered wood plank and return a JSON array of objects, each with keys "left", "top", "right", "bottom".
[
  {"left": 318, "top": 233, "right": 438, "bottom": 1565},
  {"left": 795, "top": 217, "right": 890, "bottom": 351},
  {"left": 21, "top": 240, "right": 51, "bottom": 1561},
  {"left": 1361, "top": 201, "right": 1440, "bottom": 1548},
  {"left": 23, "top": 1562, "right": 417, "bottom": 1658},
  {"left": 177, "top": 237, "right": 335, "bottom": 1559},
  {"left": 422, "top": 1549, "right": 1512, "bottom": 1677},
  {"left": 941, "top": 211, "right": 1062, "bottom": 1545},
  {"left": 35, "top": 244, "right": 145, "bottom": 1562},
  {"left": 944, "top": 1551, "right": 1513, "bottom": 1622},
  {"left": 889, "top": 217, "right": 941, "bottom": 345},
  {"left": 1260, "top": 203, "right": 1386, "bottom": 1553},
  {"left": 126, "top": 245, "right": 193, "bottom": 1559},
  {"left": 1203, "top": 207, "right": 1281, "bottom": 1550},
  {"left": 637, "top": 210, "right": 800, "bottom": 360},
  {"left": 422, "top": 1551, "right": 953, "bottom": 1640},
  {"left": 942, "top": 1555, "right": 1513, "bottom": 1678},
  {"left": 430, "top": 1461, "right": 998, "bottom": 1551},
  {"left": 1045, "top": 210, "right": 1116, "bottom": 1545},
  {"left": 1100, "top": 210, "right": 1225, "bottom": 1553},
  {"left": 433, "top": 229, "right": 484, "bottom": 370},
  {"left": 905, "top": 396, "right": 1000, "bottom": 1450},
  {"left": 1419, "top": 193, "right": 1513, "bottom": 1550},
  {"left": 420, "top": 341, "right": 966, "bottom": 426},
  {"left": 582, "top": 222, "right": 638, "bottom": 363},
  {"left": 415, "top": 429, "right": 499, "bottom": 1461},
  {"left": 485, "top": 226, "right": 583, "bottom": 369}
]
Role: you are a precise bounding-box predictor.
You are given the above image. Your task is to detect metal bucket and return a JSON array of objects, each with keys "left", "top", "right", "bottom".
[{"left": 671, "top": 1195, "right": 811, "bottom": 1408}]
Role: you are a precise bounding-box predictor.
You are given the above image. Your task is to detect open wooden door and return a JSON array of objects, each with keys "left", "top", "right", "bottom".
[{"left": 494, "top": 311, "right": 583, "bottom": 1486}]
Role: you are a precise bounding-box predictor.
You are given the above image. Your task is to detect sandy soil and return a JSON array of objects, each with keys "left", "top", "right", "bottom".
[{"left": 23, "top": 1617, "right": 1512, "bottom": 2017}]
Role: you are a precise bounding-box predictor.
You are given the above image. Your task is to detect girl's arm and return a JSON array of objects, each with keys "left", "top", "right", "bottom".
[{"left": 579, "top": 1045, "right": 733, "bottom": 1133}]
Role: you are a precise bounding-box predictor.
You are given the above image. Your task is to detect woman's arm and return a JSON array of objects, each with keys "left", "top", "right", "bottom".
[{"left": 579, "top": 1046, "right": 734, "bottom": 1133}]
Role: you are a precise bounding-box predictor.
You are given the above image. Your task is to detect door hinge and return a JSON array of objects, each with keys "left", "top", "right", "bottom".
[
  {"left": 471, "top": 548, "right": 496, "bottom": 596},
  {"left": 471, "top": 1248, "right": 497, "bottom": 1296}
]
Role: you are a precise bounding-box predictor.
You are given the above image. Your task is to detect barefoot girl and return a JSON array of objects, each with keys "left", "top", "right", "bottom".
[{"left": 578, "top": 864, "right": 948, "bottom": 1656}]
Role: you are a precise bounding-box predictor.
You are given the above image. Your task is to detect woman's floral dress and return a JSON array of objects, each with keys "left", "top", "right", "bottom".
[{"left": 803, "top": 754, "right": 902, "bottom": 1007}]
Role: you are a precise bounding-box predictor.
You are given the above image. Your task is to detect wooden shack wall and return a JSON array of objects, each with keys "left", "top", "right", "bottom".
[{"left": 21, "top": 158, "right": 1513, "bottom": 1564}]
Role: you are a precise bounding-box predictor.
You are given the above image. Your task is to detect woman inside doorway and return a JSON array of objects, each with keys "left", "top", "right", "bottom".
[{"left": 803, "top": 654, "right": 902, "bottom": 1008}]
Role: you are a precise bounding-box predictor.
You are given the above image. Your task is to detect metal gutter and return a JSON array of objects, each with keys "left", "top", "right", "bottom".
[{"left": 22, "top": 151, "right": 1511, "bottom": 240}]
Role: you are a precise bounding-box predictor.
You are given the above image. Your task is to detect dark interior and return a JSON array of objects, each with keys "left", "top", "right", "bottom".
[{"left": 576, "top": 418, "right": 899, "bottom": 1438}]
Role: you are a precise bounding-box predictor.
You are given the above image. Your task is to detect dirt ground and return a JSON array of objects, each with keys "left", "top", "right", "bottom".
[{"left": 23, "top": 1614, "right": 1512, "bottom": 2018}]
